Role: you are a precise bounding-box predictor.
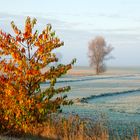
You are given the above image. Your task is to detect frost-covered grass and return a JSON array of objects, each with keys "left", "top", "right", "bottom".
[
  {"left": 53, "top": 74, "right": 140, "bottom": 100},
  {"left": 1, "top": 68, "right": 140, "bottom": 139},
  {"left": 40, "top": 67, "right": 140, "bottom": 137},
  {"left": 54, "top": 68, "right": 140, "bottom": 137}
]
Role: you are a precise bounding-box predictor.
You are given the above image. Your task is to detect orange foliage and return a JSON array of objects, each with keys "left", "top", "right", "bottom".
[{"left": 0, "top": 16, "right": 76, "bottom": 132}]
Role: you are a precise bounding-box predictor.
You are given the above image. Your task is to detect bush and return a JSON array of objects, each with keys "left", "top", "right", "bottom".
[{"left": 0, "top": 17, "right": 76, "bottom": 133}]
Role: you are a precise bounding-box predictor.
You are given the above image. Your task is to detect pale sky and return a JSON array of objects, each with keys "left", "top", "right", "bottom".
[{"left": 0, "top": 0, "right": 140, "bottom": 66}]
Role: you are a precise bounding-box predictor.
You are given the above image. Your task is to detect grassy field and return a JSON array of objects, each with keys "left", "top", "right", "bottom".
[{"left": 1, "top": 66, "right": 140, "bottom": 140}]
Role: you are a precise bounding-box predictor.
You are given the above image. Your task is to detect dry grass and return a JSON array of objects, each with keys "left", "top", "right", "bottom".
[
  {"left": 0, "top": 115, "right": 139, "bottom": 140},
  {"left": 67, "top": 66, "right": 140, "bottom": 76},
  {"left": 23, "top": 115, "right": 109, "bottom": 140},
  {"left": 0, "top": 116, "right": 139, "bottom": 140}
]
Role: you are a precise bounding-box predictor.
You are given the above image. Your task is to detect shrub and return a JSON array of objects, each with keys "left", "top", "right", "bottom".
[{"left": 0, "top": 17, "right": 76, "bottom": 133}]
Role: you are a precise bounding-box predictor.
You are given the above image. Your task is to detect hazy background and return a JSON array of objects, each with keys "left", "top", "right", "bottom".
[{"left": 0, "top": 0, "right": 140, "bottom": 67}]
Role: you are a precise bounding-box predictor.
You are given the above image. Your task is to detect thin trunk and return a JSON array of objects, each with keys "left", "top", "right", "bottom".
[
  {"left": 27, "top": 44, "right": 32, "bottom": 96},
  {"left": 28, "top": 45, "right": 31, "bottom": 60},
  {"left": 96, "top": 63, "right": 99, "bottom": 75}
]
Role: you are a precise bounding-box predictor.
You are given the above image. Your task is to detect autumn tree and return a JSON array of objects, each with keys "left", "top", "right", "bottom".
[
  {"left": 88, "top": 36, "right": 113, "bottom": 74},
  {"left": 0, "top": 17, "right": 76, "bottom": 132},
  {"left": 51, "top": 52, "right": 63, "bottom": 67}
]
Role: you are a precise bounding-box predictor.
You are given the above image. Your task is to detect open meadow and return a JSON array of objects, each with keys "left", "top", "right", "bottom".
[{"left": 41, "top": 66, "right": 140, "bottom": 138}]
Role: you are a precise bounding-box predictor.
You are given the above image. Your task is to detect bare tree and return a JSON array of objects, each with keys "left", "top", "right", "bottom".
[{"left": 88, "top": 36, "right": 113, "bottom": 74}]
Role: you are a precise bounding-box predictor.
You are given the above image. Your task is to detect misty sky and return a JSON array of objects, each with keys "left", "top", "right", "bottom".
[{"left": 0, "top": 0, "right": 140, "bottom": 66}]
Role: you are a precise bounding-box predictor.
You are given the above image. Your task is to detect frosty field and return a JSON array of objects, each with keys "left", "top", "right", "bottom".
[{"left": 41, "top": 67, "right": 140, "bottom": 135}]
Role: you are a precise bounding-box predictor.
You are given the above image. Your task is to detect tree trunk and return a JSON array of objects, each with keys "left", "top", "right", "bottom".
[{"left": 96, "top": 64, "right": 99, "bottom": 75}]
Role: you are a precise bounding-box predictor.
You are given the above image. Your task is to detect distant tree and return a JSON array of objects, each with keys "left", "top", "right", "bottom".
[{"left": 88, "top": 36, "right": 113, "bottom": 74}]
